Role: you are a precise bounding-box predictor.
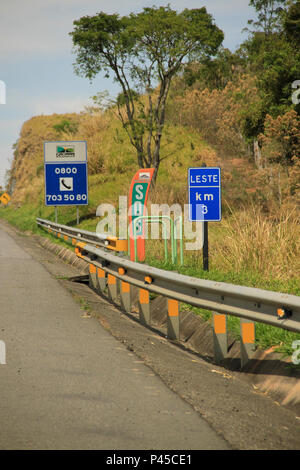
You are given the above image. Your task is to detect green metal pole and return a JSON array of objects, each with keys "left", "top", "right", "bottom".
[
  {"left": 133, "top": 216, "right": 170, "bottom": 263},
  {"left": 180, "top": 216, "right": 183, "bottom": 265},
  {"left": 153, "top": 215, "right": 175, "bottom": 264},
  {"left": 150, "top": 215, "right": 175, "bottom": 264},
  {"left": 169, "top": 217, "right": 175, "bottom": 264},
  {"left": 175, "top": 215, "right": 184, "bottom": 265}
]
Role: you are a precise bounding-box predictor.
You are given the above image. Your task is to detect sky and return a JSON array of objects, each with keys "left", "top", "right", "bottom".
[{"left": 0, "top": 0, "right": 256, "bottom": 188}]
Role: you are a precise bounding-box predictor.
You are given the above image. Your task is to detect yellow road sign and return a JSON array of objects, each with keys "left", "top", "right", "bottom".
[{"left": 0, "top": 192, "right": 10, "bottom": 205}]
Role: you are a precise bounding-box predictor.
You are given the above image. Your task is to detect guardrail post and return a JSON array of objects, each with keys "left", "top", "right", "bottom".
[
  {"left": 97, "top": 268, "right": 106, "bottom": 293},
  {"left": 107, "top": 274, "right": 117, "bottom": 303},
  {"left": 240, "top": 319, "right": 256, "bottom": 368},
  {"left": 167, "top": 299, "right": 180, "bottom": 340},
  {"left": 139, "top": 289, "right": 150, "bottom": 325},
  {"left": 118, "top": 268, "right": 131, "bottom": 313},
  {"left": 120, "top": 281, "right": 131, "bottom": 313},
  {"left": 213, "top": 313, "right": 228, "bottom": 363},
  {"left": 89, "top": 264, "right": 98, "bottom": 290}
]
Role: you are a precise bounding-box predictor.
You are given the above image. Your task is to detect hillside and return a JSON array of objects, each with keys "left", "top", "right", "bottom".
[
  {"left": 1, "top": 103, "right": 299, "bottom": 360},
  {"left": 0, "top": 102, "right": 298, "bottom": 286},
  {"left": 6, "top": 107, "right": 280, "bottom": 210}
]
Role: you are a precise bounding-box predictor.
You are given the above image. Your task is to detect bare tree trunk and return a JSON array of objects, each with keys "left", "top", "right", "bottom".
[{"left": 254, "top": 139, "right": 263, "bottom": 169}]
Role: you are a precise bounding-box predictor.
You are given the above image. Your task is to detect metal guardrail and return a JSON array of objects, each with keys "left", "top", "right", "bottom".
[
  {"left": 79, "top": 242, "right": 300, "bottom": 367},
  {"left": 36, "top": 218, "right": 128, "bottom": 252},
  {"left": 37, "top": 218, "right": 300, "bottom": 368}
]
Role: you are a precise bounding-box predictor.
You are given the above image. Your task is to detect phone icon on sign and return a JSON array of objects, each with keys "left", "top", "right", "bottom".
[{"left": 59, "top": 177, "right": 73, "bottom": 191}]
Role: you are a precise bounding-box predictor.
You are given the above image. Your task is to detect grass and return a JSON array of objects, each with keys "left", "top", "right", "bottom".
[
  {"left": 211, "top": 203, "right": 300, "bottom": 281},
  {"left": 144, "top": 256, "right": 300, "bottom": 359}
]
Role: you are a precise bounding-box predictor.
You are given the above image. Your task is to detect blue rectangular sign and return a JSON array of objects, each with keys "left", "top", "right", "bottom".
[
  {"left": 44, "top": 162, "right": 88, "bottom": 206},
  {"left": 188, "top": 167, "right": 221, "bottom": 221}
]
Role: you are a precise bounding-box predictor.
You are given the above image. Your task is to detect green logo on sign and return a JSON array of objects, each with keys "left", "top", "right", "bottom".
[{"left": 56, "top": 146, "right": 75, "bottom": 158}]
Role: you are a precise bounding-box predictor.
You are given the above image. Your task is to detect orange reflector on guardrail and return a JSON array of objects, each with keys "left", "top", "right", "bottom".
[
  {"left": 214, "top": 314, "right": 227, "bottom": 335},
  {"left": 277, "top": 307, "right": 292, "bottom": 319},
  {"left": 121, "top": 281, "right": 130, "bottom": 293},
  {"left": 241, "top": 322, "right": 255, "bottom": 344},
  {"left": 75, "top": 242, "right": 86, "bottom": 258},
  {"left": 168, "top": 299, "right": 179, "bottom": 317},
  {"left": 139, "top": 289, "right": 149, "bottom": 304},
  {"left": 106, "top": 237, "right": 128, "bottom": 252},
  {"left": 107, "top": 274, "right": 116, "bottom": 285},
  {"left": 89, "top": 264, "right": 96, "bottom": 274},
  {"left": 97, "top": 268, "right": 105, "bottom": 278}
]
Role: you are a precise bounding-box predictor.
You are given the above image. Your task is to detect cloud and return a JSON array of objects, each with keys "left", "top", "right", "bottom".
[
  {"left": 0, "top": 2, "right": 73, "bottom": 58},
  {"left": 0, "top": 141, "right": 15, "bottom": 187},
  {"left": 0, "top": 1, "right": 253, "bottom": 59},
  {"left": 0, "top": 0, "right": 141, "bottom": 59},
  {"left": 0, "top": 117, "right": 23, "bottom": 135},
  {"left": 0, "top": 118, "right": 28, "bottom": 187},
  {"left": 32, "top": 96, "right": 92, "bottom": 115}
]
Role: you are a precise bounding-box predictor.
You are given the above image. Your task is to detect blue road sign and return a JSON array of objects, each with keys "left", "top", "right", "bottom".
[
  {"left": 44, "top": 162, "right": 88, "bottom": 206},
  {"left": 188, "top": 167, "right": 221, "bottom": 221}
]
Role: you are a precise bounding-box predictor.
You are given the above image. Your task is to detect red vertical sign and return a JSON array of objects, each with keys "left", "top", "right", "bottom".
[{"left": 128, "top": 168, "right": 155, "bottom": 261}]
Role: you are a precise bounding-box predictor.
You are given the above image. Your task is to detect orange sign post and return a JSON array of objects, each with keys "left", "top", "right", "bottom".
[{"left": 128, "top": 169, "right": 155, "bottom": 261}]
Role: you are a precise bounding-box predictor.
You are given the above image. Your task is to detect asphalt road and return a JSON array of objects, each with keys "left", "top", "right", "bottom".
[{"left": 0, "top": 223, "right": 229, "bottom": 450}]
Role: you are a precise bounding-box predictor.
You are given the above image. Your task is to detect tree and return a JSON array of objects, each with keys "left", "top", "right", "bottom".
[
  {"left": 246, "top": 0, "right": 287, "bottom": 35},
  {"left": 235, "top": 0, "right": 300, "bottom": 136},
  {"left": 70, "top": 6, "right": 223, "bottom": 182},
  {"left": 283, "top": 0, "right": 300, "bottom": 46},
  {"left": 182, "top": 47, "right": 241, "bottom": 90},
  {"left": 259, "top": 110, "right": 300, "bottom": 168}
]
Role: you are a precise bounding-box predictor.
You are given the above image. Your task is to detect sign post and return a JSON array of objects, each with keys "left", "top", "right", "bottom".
[
  {"left": 188, "top": 166, "right": 221, "bottom": 271},
  {"left": 44, "top": 141, "right": 88, "bottom": 222},
  {"left": 203, "top": 219, "right": 209, "bottom": 271},
  {"left": 128, "top": 168, "right": 155, "bottom": 261}
]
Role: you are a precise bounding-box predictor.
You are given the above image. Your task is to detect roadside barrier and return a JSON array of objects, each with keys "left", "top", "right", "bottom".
[
  {"left": 36, "top": 218, "right": 128, "bottom": 253},
  {"left": 37, "top": 218, "right": 300, "bottom": 368}
]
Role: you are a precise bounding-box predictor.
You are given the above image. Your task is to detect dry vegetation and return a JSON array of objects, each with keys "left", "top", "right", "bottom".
[
  {"left": 212, "top": 204, "right": 300, "bottom": 280},
  {"left": 4, "top": 76, "right": 300, "bottom": 287},
  {"left": 167, "top": 74, "right": 259, "bottom": 157},
  {"left": 167, "top": 74, "right": 300, "bottom": 210}
]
